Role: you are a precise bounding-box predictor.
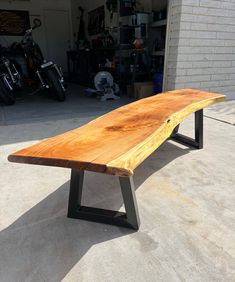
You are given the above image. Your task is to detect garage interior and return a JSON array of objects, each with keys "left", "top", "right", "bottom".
[
  {"left": 67, "top": 0, "right": 168, "bottom": 100},
  {"left": 0, "top": 0, "right": 168, "bottom": 104}
]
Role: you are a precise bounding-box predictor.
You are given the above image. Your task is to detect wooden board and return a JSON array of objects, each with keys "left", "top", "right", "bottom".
[{"left": 8, "top": 89, "right": 226, "bottom": 176}]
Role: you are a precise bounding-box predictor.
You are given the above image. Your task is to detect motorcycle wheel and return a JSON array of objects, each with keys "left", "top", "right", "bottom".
[
  {"left": 0, "top": 78, "right": 15, "bottom": 106},
  {"left": 45, "top": 69, "right": 66, "bottom": 102}
]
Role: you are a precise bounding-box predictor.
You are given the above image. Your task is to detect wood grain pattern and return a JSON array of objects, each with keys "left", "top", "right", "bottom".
[{"left": 8, "top": 89, "right": 226, "bottom": 176}]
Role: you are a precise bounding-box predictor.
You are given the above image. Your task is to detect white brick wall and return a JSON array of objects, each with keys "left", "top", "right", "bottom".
[{"left": 165, "top": 0, "right": 235, "bottom": 99}]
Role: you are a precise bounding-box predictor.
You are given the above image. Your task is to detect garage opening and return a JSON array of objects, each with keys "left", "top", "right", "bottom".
[
  {"left": 68, "top": 0, "right": 169, "bottom": 100},
  {"left": 0, "top": 0, "right": 169, "bottom": 105}
]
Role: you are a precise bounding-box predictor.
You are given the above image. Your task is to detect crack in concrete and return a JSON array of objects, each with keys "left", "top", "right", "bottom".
[{"left": 204, "top": 115, "right": 235, "bottom": 126}]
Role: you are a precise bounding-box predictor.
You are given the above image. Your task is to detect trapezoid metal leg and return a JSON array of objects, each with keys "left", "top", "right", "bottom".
[
  {"left": 67, "top": 169, "right": 84, "bottom": 218},
  {"left": 119, "top": 176, "right": 140, "bottom": 230},
  {"left": 195, "top": 109, "right": 204, "bottom": 149},
  {"left": 67, "top": 170, "right": 140, "bottom": 230},
  {"left": 172, "top": 125, "right": 180, "bottom": 135},
  {"left": 171, "top": 110, "right": 204, "bottom": 149}
]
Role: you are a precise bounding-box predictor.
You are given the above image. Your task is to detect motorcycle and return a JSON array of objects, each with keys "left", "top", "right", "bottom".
[
  {"left": 10, "top": 18, "right": 66, "bottom": 102},
  {"left": 0, "top": 50, "right": 22, "bottom": 105}
]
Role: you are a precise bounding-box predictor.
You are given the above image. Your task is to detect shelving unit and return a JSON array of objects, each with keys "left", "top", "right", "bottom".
[
  {"left": 152, "top": 50, "right": 165, "bottom": 56},
  {"left": 148, "top": 8, "right": 168, "bottom": 94},
  {"left": 150, "top": 21, "right": 167, "bottom": 59},
  {"left": 152, "top": 19, "right": 167, "bottom": 28}
]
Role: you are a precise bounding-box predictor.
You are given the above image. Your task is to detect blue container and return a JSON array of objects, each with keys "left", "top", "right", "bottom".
[{"left": 153, "top": 72, "right": 163, "bottom": 94}]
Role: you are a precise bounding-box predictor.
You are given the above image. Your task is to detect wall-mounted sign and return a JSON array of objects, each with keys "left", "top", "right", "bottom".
[
  {"left": 0, "top": 9, "right": 30, "bottom": 36},
  {"left": 88, "top": 6, "right": 105, "bottom": 36}
]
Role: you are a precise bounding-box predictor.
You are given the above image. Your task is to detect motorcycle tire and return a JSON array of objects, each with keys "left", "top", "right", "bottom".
[
  {"left": 45, "top": 69, "right": 66, "bottom": 102},
  {"left": 0, "top": 78, "right": 15, "bottom": 106}
]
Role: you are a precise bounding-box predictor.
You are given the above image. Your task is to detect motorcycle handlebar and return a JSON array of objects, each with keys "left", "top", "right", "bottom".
[
  {"left": 26, "top": 28, "right": 33, "bottom": 34},
  {"left": 20, "top": 19, "right": 42, "bottom": 44},
  {"left": 21, "top": 28, "right": 33, "bottom": 43}
]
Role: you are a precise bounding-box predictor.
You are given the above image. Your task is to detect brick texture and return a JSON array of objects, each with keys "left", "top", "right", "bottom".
[{"left": 165, "top": 0, "right": 235, "bottom": 99}]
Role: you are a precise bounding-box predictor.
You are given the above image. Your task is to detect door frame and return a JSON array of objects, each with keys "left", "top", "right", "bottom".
[
  {"left": 163, "top": 0, "right": 171, "bottom": 92},
  {"left": 43, "top": 9, "right": 73, "bottom": 66}
]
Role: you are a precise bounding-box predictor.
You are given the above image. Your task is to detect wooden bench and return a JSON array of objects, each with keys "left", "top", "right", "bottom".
[{"left": 8, "top": 89, "right": 226, "bottom": 230}]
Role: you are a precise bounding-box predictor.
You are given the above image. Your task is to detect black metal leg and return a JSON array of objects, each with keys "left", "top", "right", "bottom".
[
  {"left": 68, "top": 169, "right": 84, "bottom": 217},
  {"left": 171, "top": 110, "right": 204, "bottom": 149},
  {"left": 195, "top": 109, "right": 203, "bottom": 149},
  {"left": 119, "top": 177, "right": 140, "bottom": 230},
  {"left": 173, "top": 125, "right": 180, "bottom": 135},
  {"left": 67, "top": 170, "right": 140, "bottom": 230}
]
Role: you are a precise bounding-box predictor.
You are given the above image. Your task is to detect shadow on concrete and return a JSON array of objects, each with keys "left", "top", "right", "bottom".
[
  {"left": 0, "top": 84, "right": 131, "bottom": 127},
  {"left": 0, "top": 83, "right": 133, "bottom": 146},
  {"left": 0, "top": 141, "right": 191, "bottom": 282}
]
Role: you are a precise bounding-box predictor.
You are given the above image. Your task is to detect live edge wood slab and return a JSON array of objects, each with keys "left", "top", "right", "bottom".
[
  {"left": 8, "top": 89, "right": 226, "bottom": 230},
  {"left": 9, "top": 89, "right": 226, "bottom": 176}
]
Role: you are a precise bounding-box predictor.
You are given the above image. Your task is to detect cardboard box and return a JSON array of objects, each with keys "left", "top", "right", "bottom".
[
  {"left": 134, "top": 82, "right": 153, "bottom": 100},
  {"left": 127, "top": 84, "right": 134, "bottom": 98}
]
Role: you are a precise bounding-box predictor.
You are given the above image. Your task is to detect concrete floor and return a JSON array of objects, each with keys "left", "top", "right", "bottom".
[{"left": 0, "top": 85, "right": 235, "bottom": 282}]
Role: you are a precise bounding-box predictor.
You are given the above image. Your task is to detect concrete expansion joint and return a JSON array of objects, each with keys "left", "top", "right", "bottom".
[
  {"left": 3, "top": 213, "right": 65, "bottom": 233},
  {"left": 204, "top": 115, "right": 235, "bottom": 126}
]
